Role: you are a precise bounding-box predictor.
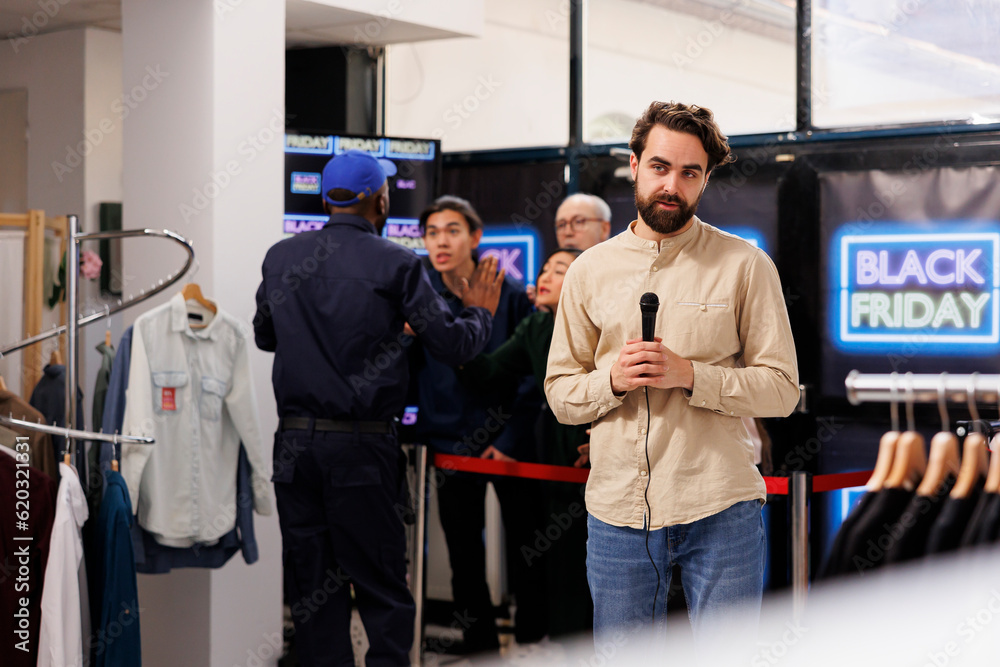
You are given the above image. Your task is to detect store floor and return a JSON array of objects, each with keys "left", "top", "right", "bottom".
[{"left": 277, "top": 606, "right": 581, "bottom": 666}]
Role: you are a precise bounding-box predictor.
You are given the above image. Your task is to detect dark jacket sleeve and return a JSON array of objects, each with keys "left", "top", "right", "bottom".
[
  {"left": 507, "top": 286, "right": 534, "bottom": 336},
  {"left": 400, "top": 256, "right": 493, "bottom": 365},
  {"left": 253, "top": 261, "right": 276, "bottom": 352},
  {"left": 459, "top": 315, "right": 534, "bottom": 390}
]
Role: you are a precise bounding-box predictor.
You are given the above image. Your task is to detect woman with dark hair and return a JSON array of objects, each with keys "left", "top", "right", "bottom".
[{"left": 459, "top": 247, "right": 594, "bottom": 639}]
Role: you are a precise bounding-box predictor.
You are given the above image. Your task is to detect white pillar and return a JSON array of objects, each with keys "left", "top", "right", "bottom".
[{"left": 122, "top": 1, "right": 285, "bottom": 665}]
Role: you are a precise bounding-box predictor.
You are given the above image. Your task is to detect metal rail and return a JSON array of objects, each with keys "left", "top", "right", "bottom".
[
  {"left": 0, "top": 413, "right": 154, "bottom": 445},
  {"left": 845, "top": 371, "right": 1000, "bottom": 406},
  {"left": 0, "top": 228, "right": 194, "bottom": 356}
]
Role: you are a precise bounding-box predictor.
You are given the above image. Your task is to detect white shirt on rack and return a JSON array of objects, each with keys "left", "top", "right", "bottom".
[
  {"left": 38, "top": 462, "right": 91, "bottom": 667},
  {"left": 122, "top": 293, "right": 272, "bottom": 548}
]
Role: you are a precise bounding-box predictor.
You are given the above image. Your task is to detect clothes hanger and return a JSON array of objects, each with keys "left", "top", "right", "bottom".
[
  {"left": 916, "top": 373, "right": 960, "bottom": 497},
  {"left": 181, "top": 282, "right": 217, "bottom": 313},
  {"left": 111, "top": 431, "right": 119, "bottom": 472},
  {"left": 49, "top": 348, "right": 63, "bottom": 366},
  {"left": 986, "top": 435, "right": 1000, "bottom": 494},
  {"left": 181, "top": 258, "right": 217, "bottom": 314},
  {"left": 867, "top": 372, "right": 901, "bottom": 491},
  {"left": 885, "top": 373, "right": 927, "bottom": 490},
  {"left": 181, "top": 263, "right": 217, "bottom": 329},
  {"left": 0, "top": 351, "right": 6, "bottom": 391},
  {"left": 63, "top": 425, "right": 71, "bottom": 466},
  {"left": 951, "top": 375, "right": 989, "bottom": 499},
  {"left": 104, "top": 304, "right": 112, "bottom": 347}
]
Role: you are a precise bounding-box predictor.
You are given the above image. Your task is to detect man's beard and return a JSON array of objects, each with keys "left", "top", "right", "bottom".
[{"left": 635, "top": 187, "right": 700, "bottom": 235}]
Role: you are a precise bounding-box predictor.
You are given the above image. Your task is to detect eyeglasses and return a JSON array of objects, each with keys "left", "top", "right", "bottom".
[{"left": 555, "top": 216, "right": 603, "bottom": 232}]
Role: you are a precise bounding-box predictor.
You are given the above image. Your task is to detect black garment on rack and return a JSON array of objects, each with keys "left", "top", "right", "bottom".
[
  {"left": 884, "top": 476, "right": 955, "bottom": 565},
  {"left": 835, "top": 487, "right": 913, "bottom": 576},
  {"left": 960, "top": 492, "right": 1000, "bottom": 547},
  {"left": 926, "top": 487, "right": 983, "bottom": 555},
  {"left": 29, "top": 364, "right": 86, "bottom": 478},
  {"left": 0, "top": 453, "right": 57, "bottom": 667},
  {"left": 818, "top": 491, "right": 877, "bottom": 580}
]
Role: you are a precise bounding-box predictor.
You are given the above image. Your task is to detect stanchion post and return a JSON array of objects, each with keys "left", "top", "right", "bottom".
[
  {"left": 410, "top": 444, "right": 428, "bottom": 667},
  {"left": 790, "top": 471, "right": 809, "bottom": 623}
]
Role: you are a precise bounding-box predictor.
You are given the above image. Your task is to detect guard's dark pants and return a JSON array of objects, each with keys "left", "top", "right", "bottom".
[
  {"left": 273, "top": 427, "right": 415, "bottom": 667},
  {"left": 436, "top": 472, "right": 548, "bottom": 651}
]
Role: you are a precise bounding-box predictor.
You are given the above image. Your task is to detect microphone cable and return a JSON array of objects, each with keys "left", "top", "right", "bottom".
[{"left": 642, "top": 385, "right": 661, "bottom": 628}]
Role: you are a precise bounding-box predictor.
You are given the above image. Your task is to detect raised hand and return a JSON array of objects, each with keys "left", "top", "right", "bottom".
[{"left": 460, "top": 255, "right": 505, "bottom": 315}]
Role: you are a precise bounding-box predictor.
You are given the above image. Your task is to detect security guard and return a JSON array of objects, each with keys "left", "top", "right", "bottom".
[{"left": 254, "top": 150, "right": 504, "bottom": 665}]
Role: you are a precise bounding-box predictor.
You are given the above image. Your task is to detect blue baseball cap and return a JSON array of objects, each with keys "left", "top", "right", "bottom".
[{"left": 321, "top": 150, "right": 398, "bottom": 206}]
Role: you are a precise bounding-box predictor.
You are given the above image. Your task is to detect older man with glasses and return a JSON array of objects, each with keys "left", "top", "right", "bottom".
[{"left": 554, "top": 193, "right": 612, "bottom": 251}]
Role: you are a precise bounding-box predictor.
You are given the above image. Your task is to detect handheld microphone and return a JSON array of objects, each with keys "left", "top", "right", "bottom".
[
  {"left": 638, "top": 291, "right": 662, "bottom": 625},
  {"left": 640, "top": 292, "right": 659, "bottom": 342}
]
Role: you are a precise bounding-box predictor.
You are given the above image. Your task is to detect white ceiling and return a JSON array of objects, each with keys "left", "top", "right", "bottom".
[{"left": 0, "top": 0, "right": 472, "bottom": 48}]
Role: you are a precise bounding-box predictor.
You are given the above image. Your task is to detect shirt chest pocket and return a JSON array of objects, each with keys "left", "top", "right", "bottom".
[
  {"left": 152, "top": 371, "right": 188, "bottom": 415},
  {"left": 200, "top": 376, "right": 228, "bottom": 422},
  {"left": 671, "top": 301, "right": 739, "bottom": 359}
]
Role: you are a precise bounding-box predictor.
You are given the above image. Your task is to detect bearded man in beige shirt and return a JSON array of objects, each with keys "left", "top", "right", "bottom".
[{"left": 545, "top": 101, "right": 799, "bottom": 656}]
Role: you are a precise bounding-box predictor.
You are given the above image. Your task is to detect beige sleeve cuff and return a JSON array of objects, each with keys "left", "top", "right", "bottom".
[
  {"left": 588, "top": 367, "right": 625, "bottom": 418},
  {"left": 687, "top": 360, "right": 725, "bottom": 414}
]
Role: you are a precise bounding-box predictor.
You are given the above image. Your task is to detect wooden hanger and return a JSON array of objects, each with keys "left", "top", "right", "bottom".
[
  {"left": 103, "top": 304, "right": 112, "bottom": 347},
  {"left": 866, "top": 430, "right": 900, "bottom": 491},
  {"left": 884, "top": 431, "right": 927, "bottom": 490},
  {"left": 985, "top": 435, "right": 1000, "bottom": 494},
  {"left": 181, "top": 283, "right": 217, "bottom": 314},
  {"left": 50, "top": 349, "right": 63, "bottom": 366},
  {"left": 0, "top": 374, "right": 7, "bottom": 392},
  {"left": 917, "top": 381, "right": 960, "bottom": 496},
  {"left": 951, "top": 431, "right": 988, "bottom": 499},
  {"left": 916, "top": 431, "right": 959, "bottom": 497},
  {"left": 885, "top": 375, "right": 926, "bottom": 490},
  {"left": 182, "top": 283, "right": 217, "bottom": 329},
  {"left": 868, "top": 374, "right": 902, "bottom": 492}
]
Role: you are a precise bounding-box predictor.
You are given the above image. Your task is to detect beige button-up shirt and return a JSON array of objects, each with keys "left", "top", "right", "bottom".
[{"left": 545, "top": 218, "right": 799, "bottom": 528}]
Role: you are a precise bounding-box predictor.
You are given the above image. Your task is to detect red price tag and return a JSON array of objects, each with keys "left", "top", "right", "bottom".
[{"left": 162, "top": 387, "right": 176, "bottom": 411}]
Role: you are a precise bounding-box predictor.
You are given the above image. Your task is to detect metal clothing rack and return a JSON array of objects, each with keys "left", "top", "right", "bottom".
[
  {"left": 0, "top": 414, "right": 153, "bottom": 446},
  {"left": 846, "top": 371, "right": 1000, "bottom": 407},
  {"left": 0, "top": 215, "right": 196, "bottom": 455}
]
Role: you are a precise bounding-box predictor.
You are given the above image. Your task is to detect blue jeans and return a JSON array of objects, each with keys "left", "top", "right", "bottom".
[{"left": 587, "top": 500, "right": 764, "bottom": 657}]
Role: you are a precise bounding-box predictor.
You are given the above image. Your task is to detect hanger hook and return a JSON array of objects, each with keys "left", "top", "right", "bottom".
[
  {"left": 889, "top": 372, "right": 900, "bottom": 432},
  {"left": 968, "top": 372, "right": 980, "bottom": 427},
  {"left": 938, "top": 373, "right": 949, "bottom": 432},
  {"left": 904, "top": 372, "right": 916, "bottom": 432}
]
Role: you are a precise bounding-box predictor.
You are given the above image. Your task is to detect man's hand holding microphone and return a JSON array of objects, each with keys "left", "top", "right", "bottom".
[{"left": 610, "top": 292, "right": 693, "bottom": 395}]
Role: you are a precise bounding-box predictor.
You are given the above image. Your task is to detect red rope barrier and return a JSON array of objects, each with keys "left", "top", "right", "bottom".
[
  {"left": 431, "top": 454, "right": 872, "bottom": 496},
  {"left": 764, "top": 476, "right": 789, "bottom": 495},
  {"left": 813, "top": 470, "right": 871, "bottom": 493}
]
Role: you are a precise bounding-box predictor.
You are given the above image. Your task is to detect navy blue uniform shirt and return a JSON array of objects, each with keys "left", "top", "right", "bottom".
[
  {"left": 254, "top": 214, "right": 493, "bottom": 421},
  {"left": 411, "top": 264, "right": 537, "bottom": 457}
]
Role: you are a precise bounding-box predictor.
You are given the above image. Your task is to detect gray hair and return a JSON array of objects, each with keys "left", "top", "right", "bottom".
[{"left": 560, "top": 193, "right": 611, "bottom": 223}]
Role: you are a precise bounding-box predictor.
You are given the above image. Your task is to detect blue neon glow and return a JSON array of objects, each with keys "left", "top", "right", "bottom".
[
  {"left": 283, "top": 214, "right": 329, "bottom": 235},
  {"left": 290, "top": 171, "right": 321, "bottom": 194},
  {"left": 717, "top": 226, "right": 766, "bottom": 253},
  {"left": 478, "top": 227, "right": 541, "bottom": 286},
  {"left": 284, "top": 134, "right": 334, "bottom": 155},
  {"left": 384, "top": 139, "right": 436, "bottom": 161},
  {"left": 828, "top": 221, "right": 1000, "bottom": 354},
  {"left": 333, "top": 136, "right": 385, "bottom": 157}
]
